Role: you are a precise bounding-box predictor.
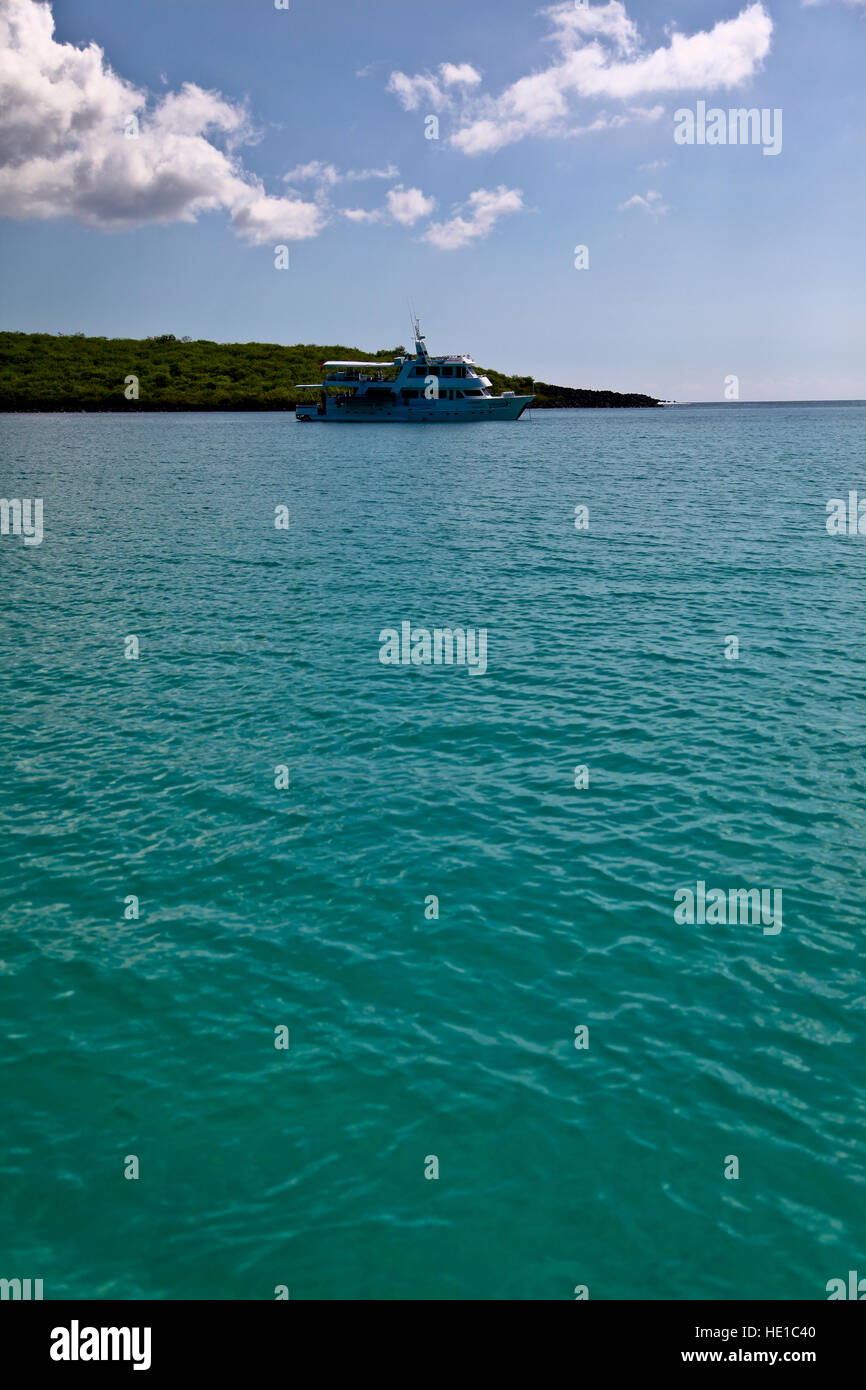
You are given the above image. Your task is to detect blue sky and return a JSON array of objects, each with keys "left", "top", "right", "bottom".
[{"left": 0, "top": 0, "right": 864, "bottom": 399}]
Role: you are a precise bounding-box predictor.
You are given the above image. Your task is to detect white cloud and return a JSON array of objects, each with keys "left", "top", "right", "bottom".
[
  {"left": 386, "top": 60, "right": 482, "bottom": 112},
  {"left": 424, "top": 185, "right": 524, "bottom": 250},
  {"left": 387, "top": 71, "right": 448, "bottom": 113},
  {"left": 346, "top": 164, "right": 400, "bottom": 182},
  {"left": 284, "top": 160, "right": 399, "bottom": 188},
  {"left": 439, "top": 63, "right": 483, "bottom": 88},
  {"left": 619, "top": 189, "right": 669, "bottom": 216},
  {"left": 552, "top": 102, "right": 664, "bottom": 146},
  {"left": 230, "top": 194, "right": 323, "bottom": 244},
  {"left": 386, "top": 185, "right": 436, "bottom": 226},
  {"left": 389, "top": 2, "right": 774, "bottom": 155},
  {"left": 638, "top": 157, "right": 669, "bottom": 172},
  {"left": 341, "top": 206, "right": 384, "bottom": 224},
  {"left": 342, "top": 184, "right": 436, "bottom": 228},
  {"left": 0, "top": 0, "right": 324, "bottom": 243},
  {"left": 544, "top": 0, "right": 641, "bottom": 56},
  {"left": 284, "top": 160, "right": 342, "bottom": 188}
]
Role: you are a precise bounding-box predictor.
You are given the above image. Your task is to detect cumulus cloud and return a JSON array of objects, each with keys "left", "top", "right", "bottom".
[
  {"left": 340, "top": 184, "right": 435, "bottom": 228},
  {"left": 387, "top": 60, "right": 482, "bottom": 112},
  {"left": 0, "top": 0, "right": 323, "bottom": 243},
  {"left": 439, "top": 63, "right": 483, "bottom": 89},
  {"left": 386, "top": 185, "right": 436, "bottom": 226},
  {"left": 619, "top": 189, "right": 669, "bottom": 217},
  {"left": 341, "top": 180, "right": 523, "bottom": 245},
  {"left": 545, "top": 0, "right": 641, "bottom": 55},
  {"left": 388, "top": 1, "right": 774, "bottom": 155},
  {"left": 424, "top": 185, "right": 524, "bottom": 250}
]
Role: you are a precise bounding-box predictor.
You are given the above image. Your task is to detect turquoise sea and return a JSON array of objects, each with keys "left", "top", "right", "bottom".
[{"left": 1, "top": 403, "right": 865, "bottom": 1301}]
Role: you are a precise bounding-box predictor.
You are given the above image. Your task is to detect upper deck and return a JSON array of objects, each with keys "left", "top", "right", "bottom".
[
  {"left": 298, "top": 353, "right": 489, "bottom": 392},
  {"left": 295, "top": 320, "right": 494, "bottom": 394}
]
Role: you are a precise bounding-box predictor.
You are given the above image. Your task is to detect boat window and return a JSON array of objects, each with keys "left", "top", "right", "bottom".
[
  {"left": 455, "top": 390, "right": 464, "bottom": 399},
  {"left": 401, "top": 389, "right": 420, "bottom": 399},
  {"left": 464, "top": 388, "right": 483, "bottom": 397},
  {"left": 441, "top": 366, "right": 453, "bottom": 378}
]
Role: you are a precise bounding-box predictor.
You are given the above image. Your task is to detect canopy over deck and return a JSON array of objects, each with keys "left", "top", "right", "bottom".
[{"left": 322, "top": 360, "right": 397, "bottom": 369}]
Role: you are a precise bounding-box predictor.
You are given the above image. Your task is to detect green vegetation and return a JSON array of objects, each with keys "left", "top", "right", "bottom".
[{"left": 0, "top": 332, "right": 660, "bottom": 410}]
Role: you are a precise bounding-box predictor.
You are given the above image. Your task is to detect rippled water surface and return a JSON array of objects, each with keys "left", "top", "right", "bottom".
[{"left": 1, "top": 404, "right": 865, "bottom": 1300}]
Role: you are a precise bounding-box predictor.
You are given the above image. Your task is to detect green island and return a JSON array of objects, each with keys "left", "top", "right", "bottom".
[{"left": 0, "top": 332, "right": 661, "bottom": 410}]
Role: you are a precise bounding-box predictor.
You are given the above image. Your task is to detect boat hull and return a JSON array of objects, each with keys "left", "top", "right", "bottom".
[{"left": 296, "top": 395, "right": 533, "bottom": 423}]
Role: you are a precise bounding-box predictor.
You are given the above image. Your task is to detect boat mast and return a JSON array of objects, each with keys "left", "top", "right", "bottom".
[{"left": 408, "top": 300, "right": 430, "bottom": 367}]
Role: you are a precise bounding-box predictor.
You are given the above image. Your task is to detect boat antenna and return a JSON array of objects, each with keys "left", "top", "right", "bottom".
[
  {"left": 407, "top": 298, "right": 419, "bottom": 357},
  {"left": 407, "top": 300, "right": 429, "bottom": 365}
]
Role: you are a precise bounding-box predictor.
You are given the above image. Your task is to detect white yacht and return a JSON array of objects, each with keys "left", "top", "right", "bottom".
[{"left": 295, "top": 319, "right": 533, "bottom": 422}]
